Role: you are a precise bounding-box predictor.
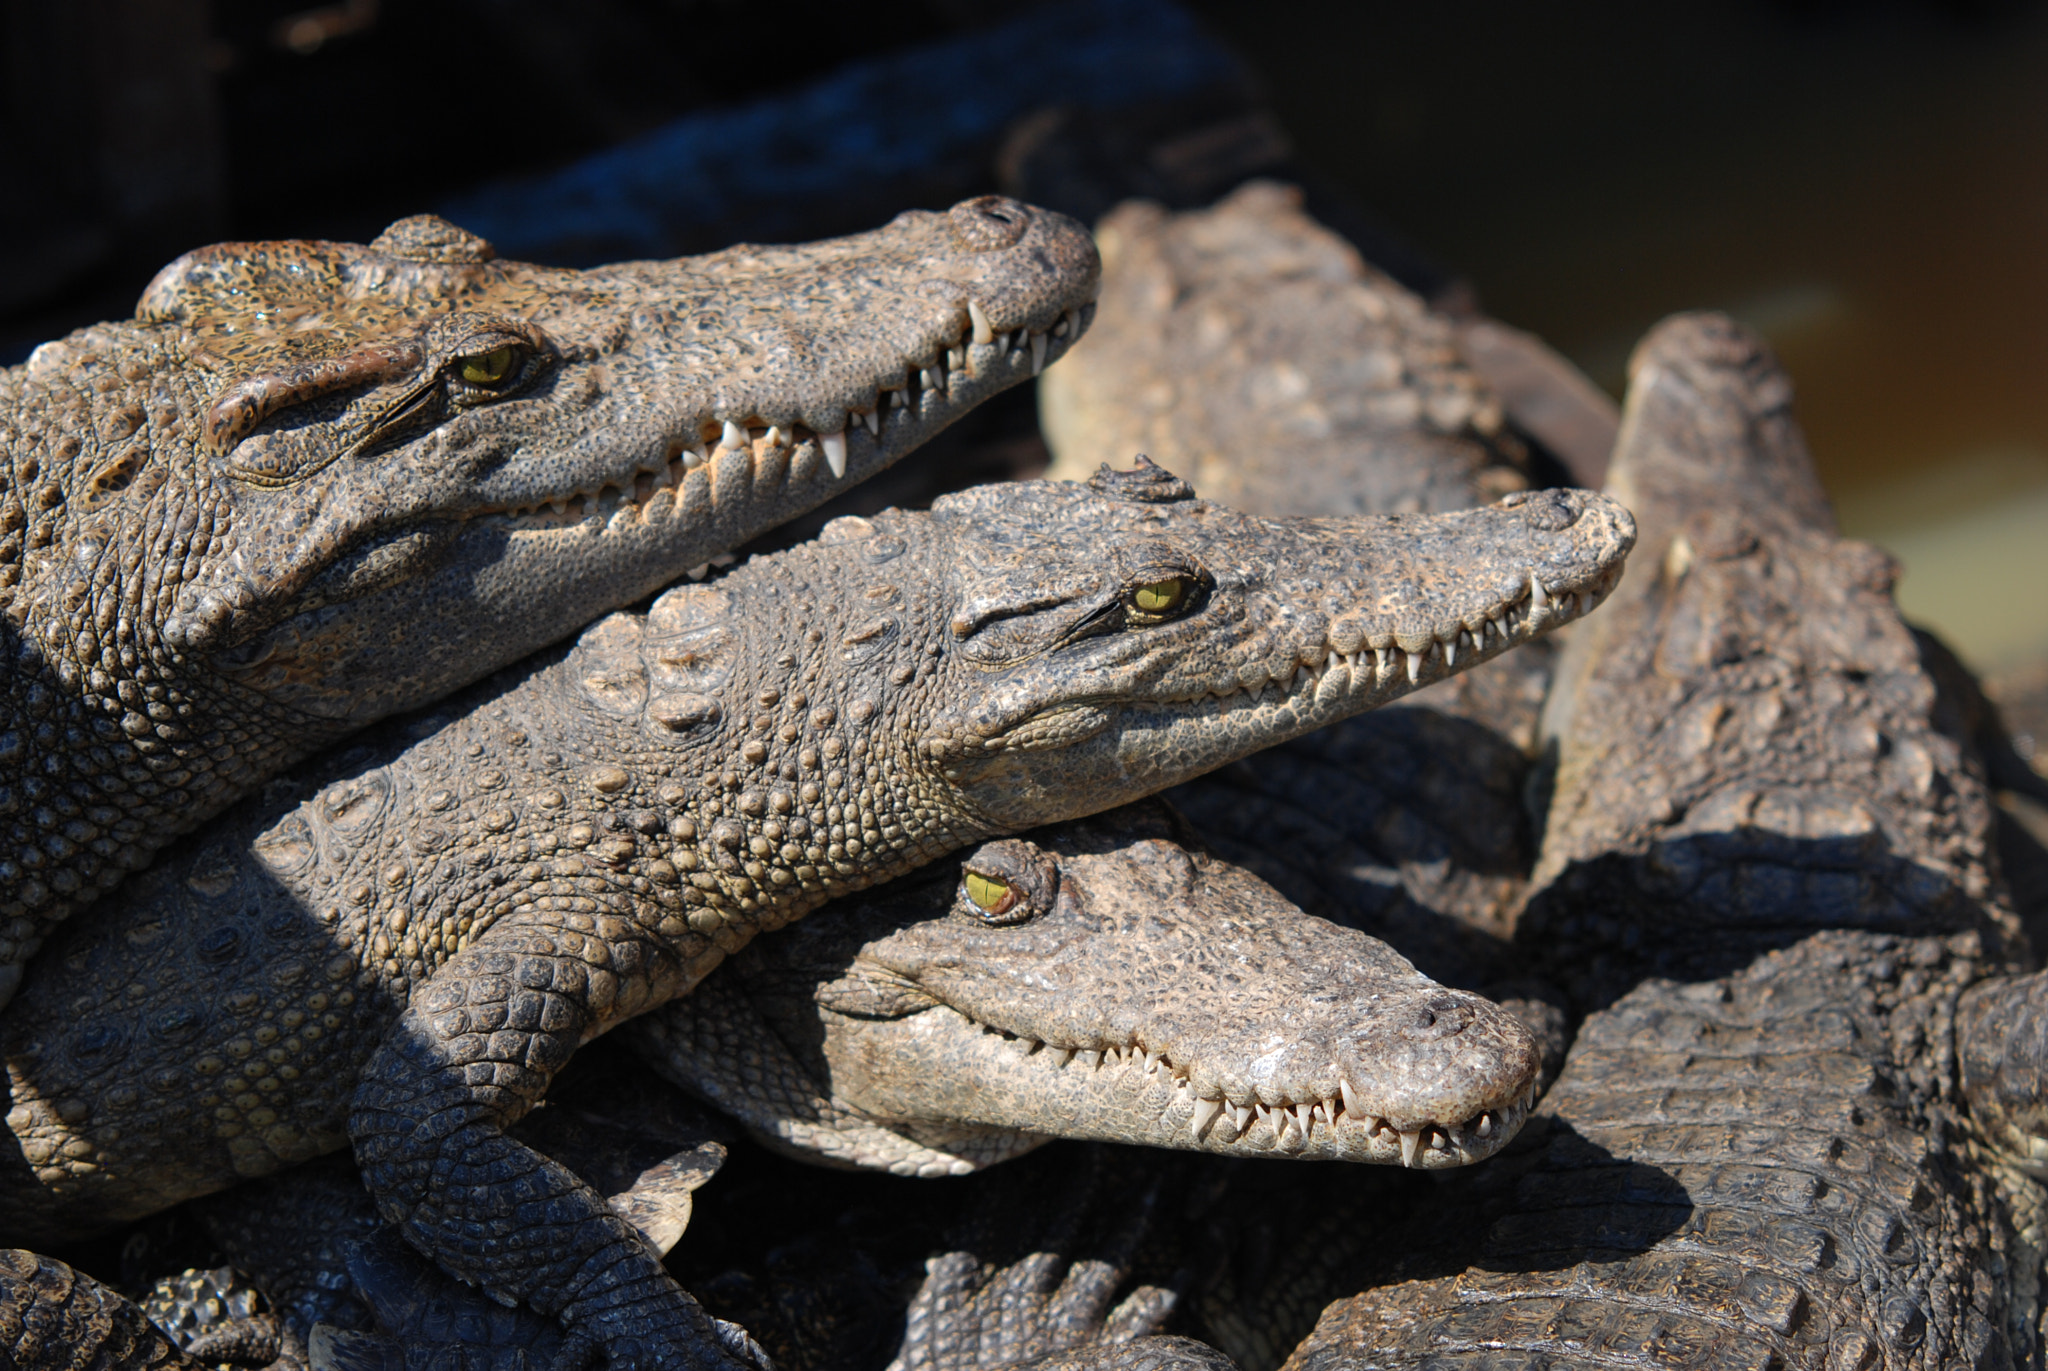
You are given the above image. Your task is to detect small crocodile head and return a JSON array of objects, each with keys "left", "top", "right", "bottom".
[
  {"left": 85, "top": 197, "right": 1094, "bottom": 722},
  {"left": 638, "top": 804, "right": 1542, "bottom": 1173},
  {"left": 914, "top": 461, "right": 1635, "bottom": 827}
]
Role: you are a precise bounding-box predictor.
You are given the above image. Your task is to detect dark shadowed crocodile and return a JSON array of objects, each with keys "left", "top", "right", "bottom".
[
  {"left": 0, "top": 196, "right": 1098, "bottom": 1007},
  {"left": 1270, "top": 314, "right": 2048, "bottom": 1370},
  {"left": 0, "top": 466, "right": 1630, "bottom": 1368},
  {"left": 10, "top": 798, "right": 1547, "bottom": 1371}
]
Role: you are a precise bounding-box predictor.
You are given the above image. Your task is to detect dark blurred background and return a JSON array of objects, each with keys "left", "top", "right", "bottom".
[{"left": 3, "top": 0, "right": 2045, "bottom": 692}]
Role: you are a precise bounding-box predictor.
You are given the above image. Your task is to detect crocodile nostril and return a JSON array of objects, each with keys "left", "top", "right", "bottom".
[
  {"left": 1517, "top": 489, "right": 1583, "bottom": 533},
  {"left": 1402, "top": 997, "right": 1472, "bottom": 1042},
  {"left": 949, "top": 196, "right": 1031, "bottom": 252}
]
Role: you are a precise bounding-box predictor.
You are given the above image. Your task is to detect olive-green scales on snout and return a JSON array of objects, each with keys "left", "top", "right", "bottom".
[
  {"left": 0, "top": 464, "right": 1630, "bottom": 1370},
  {"left": 0, "top": 197, "right": 1098, "bottom": 1007}
]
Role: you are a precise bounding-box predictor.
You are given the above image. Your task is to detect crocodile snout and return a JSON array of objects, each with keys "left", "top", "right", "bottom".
[{"left": 949, "top": 196, "right": 1033, "bottom": 252}]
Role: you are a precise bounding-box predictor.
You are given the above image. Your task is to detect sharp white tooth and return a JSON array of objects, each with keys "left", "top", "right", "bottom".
[
  {"left": 1076, "top": 1049, "right": 1102, "bottom": 1069},
  {"left": 718, "top": 420, "right": 746, "bottom": 452},
  {"left": 1573, "top": 592, "right": 1588, "bottom": 618},
  {"left": 687, "top": 563, "right": 711, "bottom": 581},
  {"left": 1399, "top": 1129, "right": 1421, "bottom": 1168},
  {"left": 1021, "top": 1039, "right": 1043, "bottom": 1056},
  {"left": 922, "top": 366, "right": 944, "bottom": 395},
  {"left": 1143, "top": 1049, "right": 1163, "bottom": 1074},
  {"left": 1530, "top": 573, "right": 1548, "bottom": 615},
  {"left": 1406, "top": 649, "right": 1424, "bottom": 684},
  {"left": 684, "top": 446, "right": 707, "bottom": 470},
  {"left": 1009, "top": 1037, "right": 1034, "bottom": 1057},
  {"left": 1053, "top": 311, "right": 1071, "bottom": 337},
  {"left": 947, "top": 346, "right": 965, "bottom": 371},
  {"left": 1323, "top": 1096, "right": 1339, "bottom": 1123},
  {"left": 764, "top": 425, "right": 786, "bottom": 450},
  {"left": 1030, "top": 331, "right": 1048, "bottom": 376},
  {"left": 1443, "top": 634, "right": 1457, "bottom": 667},
  {"left": 820, "top": 429, "right": 848, "bottom": 479},
  {"left": 1430, "top": 1129, "right": 1449, "bottom": 1151},
  {"left": 1340, "top": 1080, "right": 1363, "bottom": 1120},
  {"left": 1048, "top": 1047, "right": 1075, "bottom": 1067},
  {"left": 968, "top": 299, "right": 994, "bottom": 346},
  {"left": 1230, "top": 1104, "right": 1252, "bottom": 1134},
  {"left": 1191, "top": 1096, "right": 1223, "bottom": 1139},
  {"left": 1293, "top": 1103, "right": 1315, "bottom": 1137},
  {"left": 1476, "top": 1112, "right": 1493, "bottom": 1138},
  {"left": 1374, "top": 647, "right": 1392, "bottom": 677}
]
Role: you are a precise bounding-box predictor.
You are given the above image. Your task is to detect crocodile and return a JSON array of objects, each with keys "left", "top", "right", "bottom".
[
  {"left": 0, "top": 195, "right": 1098, "bottom": 1007},
  {"left": 50, "top": 798, "right": 1542, "bottom": 1371},
  {"left": 635, "top": 800, "right": 1542, "bottom": 1174},
  {"left": 0, "top": 465, "right": 1632, "bottom": 1368},
  {"left": 1272, "top": 313, "right": 2048, "bottom": 1370}
]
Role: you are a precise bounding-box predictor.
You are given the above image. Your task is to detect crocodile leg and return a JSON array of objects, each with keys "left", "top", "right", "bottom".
[
  {"left": 346, "top": 913, "right": 743, "bottom": 1370},
  {"left": 1961, "top": 968, "right": 2048, "bottom": 1179}
]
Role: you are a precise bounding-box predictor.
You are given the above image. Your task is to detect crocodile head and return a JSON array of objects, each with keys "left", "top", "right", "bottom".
[
  {"left": 98, "top": 197, "right": 1096, "bottom": 721},
  {"left": 633, "top": 804, "right": 1542, "bottom": 1174},
  {"left": 912, "top": 460, "right": 1635, "bottom": 827}
]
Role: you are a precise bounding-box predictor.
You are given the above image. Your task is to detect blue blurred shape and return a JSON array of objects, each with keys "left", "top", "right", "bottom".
[{"left": 441, "top": 0, "right": 1241, "bottom": 265}]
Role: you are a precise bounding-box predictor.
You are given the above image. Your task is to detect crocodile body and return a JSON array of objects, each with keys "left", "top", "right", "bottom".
[
  {"left": 0, "top": 467, "right": 1631, "bottom": 1367},
  {"left": 1038, "top": 182, "right": 1529, "bottom": 519},
  {"left": 1280, "top": 315, "right": 2048, "bottom": 1370},
  {"left": 0, "top": 197, "right": 1098, "bottom": 1007},
  {"left": 12, "top": 798, "right": 1547, "bottom": 1371}
]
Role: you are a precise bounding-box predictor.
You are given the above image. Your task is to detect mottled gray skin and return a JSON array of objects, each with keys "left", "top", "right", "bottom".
[
  {"left": 1280, "top": 315, "right": 2048, "bottom": 1371},
  {"left": 0, "top": 468, "right": 1631, "bottom": 1369},
  {"left": 636, "top": 803, "right": 1541, "bottom": 1177},
  {"left": 0, "top": 197, "right": 1099, "bottom": 1007},
  {"left": 1039, "top": 181, "right": 1531, "bottom": 518}
]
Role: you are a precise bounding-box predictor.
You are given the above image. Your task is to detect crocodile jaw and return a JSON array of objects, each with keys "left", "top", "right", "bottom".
[{"left": 823, "top": 1004, "right": 1540, "bottom": 1169}]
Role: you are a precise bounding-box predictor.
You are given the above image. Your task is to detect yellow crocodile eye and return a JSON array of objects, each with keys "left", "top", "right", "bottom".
[
  {"left": 1131, "top": 577, "right": 1187, "bottom": 616},
  {"left": 458, "top": 345, "right": 521, "bottom": 386},
  {"left": 964, "top": 871, "right": 1016, "bottom": 915}
]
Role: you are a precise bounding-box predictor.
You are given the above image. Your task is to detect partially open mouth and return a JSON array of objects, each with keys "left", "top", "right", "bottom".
[{"left": 493, "top": 304, "right": 1093, "bottom": 534}]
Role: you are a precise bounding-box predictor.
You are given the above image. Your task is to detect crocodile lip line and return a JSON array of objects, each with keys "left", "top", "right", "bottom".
[
  {"left": 942, "top": 1014, "right": 1536, "bottom": 1168},
  {"left": 493, "top": 303, "right": 1094, "bottom": 541}
]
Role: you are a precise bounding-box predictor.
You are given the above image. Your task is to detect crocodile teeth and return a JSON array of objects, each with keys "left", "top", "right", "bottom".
[
  {"left": 1030, "top": 331, "right": 1048, "bottom": 376},
  {"left": 1075, "top": 1049, "right": 1102, "bottom": 1069},
  {"left": 1142, "top": 1049, "right": 1163, "bottom": 1074},
  {"left": 922, "top": 366, "right": 944, "bottom": 395},
  {"left": 1293, "top": 1103, "right": 1315, "bottom": 1137},
  {"left": 1190, "top": 1096, "right": 1223, "bottom": 1139},
  {"left": 1399, "top": 1129, "right": 1422, "bottom": 1168},
  {"left": 1443, "top": 634, "right": 1457, "bottom": 667},
  {"left": 1530, "top": 572, "right": 1549, "bottom": 616},
  {"left": 1047, "top": 1047, "right": 1074, "bottom": 1067},
  {"left": 1230, "top": 1104, "right": 1252, "bottom": 1134},
  {"left": 968, "top": 299, "right": 994, "bottom": 346},
  {"left": 1340, "top": 1079, "right": 1363, "bottom": 1120},
  {"left": 1476, "top": 1112, "right": 1493, "bottom": 1138},
  {"left": 721, "top": 420, "right": 747, "bottom": 451},
  {"left": 1405, "top": 649, "right": 1424, "bottom": 684},
  {"left": 820, "top": 430, "right": 847, "bottom": 479}
]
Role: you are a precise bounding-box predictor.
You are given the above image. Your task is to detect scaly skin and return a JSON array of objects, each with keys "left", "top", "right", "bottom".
[
  {"left": 0, "top": 196, "right": 1098, "bottom": 1007},
  {"left": 1039, "top": 181, "right": 1530, "bottom": 518},
  {"left": 1278, "top": 315, "right": 2048, "bottom": 1370},
  {"left": 635, "top": 802, "right": 1540, "bottom": 1175},
  {"left": 0, "top": 466, "right": 1632, "bottom": 1368},
  {"left": 0, "top": 1249, "right": 196, "bottom": 1371}
]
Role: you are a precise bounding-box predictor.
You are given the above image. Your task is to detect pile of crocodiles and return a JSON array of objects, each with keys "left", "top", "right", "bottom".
[{"left": 0, "top": 178, "right": 2041, "bottom": 1371}]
